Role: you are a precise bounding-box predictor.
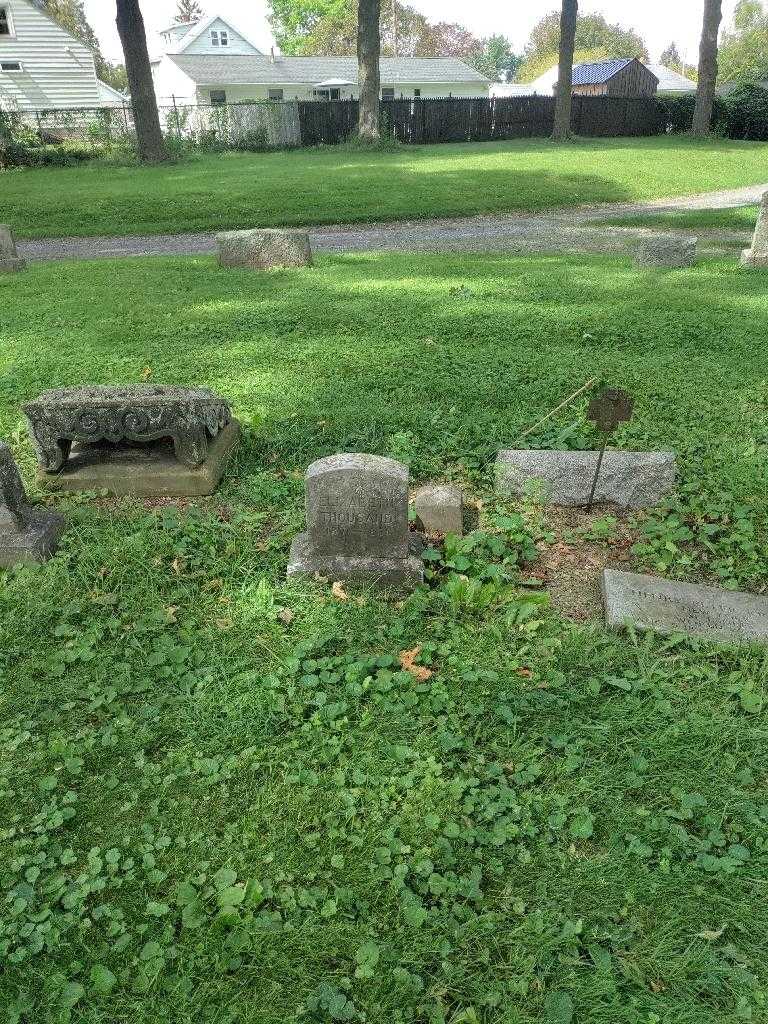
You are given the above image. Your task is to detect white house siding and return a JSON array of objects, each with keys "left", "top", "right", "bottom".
[
  {"left": 182, "top": 19, "right": 262, "bottom": 57},
  {"left": 0, "top": 0, "right": 99, "bottom": 109},
  {"left": 151, "top": 58, "right": 198, "bottom": 106},
  {"left": 193, "top": 82, "right": 488, "bottom": 104}
]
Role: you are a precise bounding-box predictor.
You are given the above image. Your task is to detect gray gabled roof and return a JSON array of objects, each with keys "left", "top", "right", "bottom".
[
  {"left": 168, "top": 54, "right": 490, "bottom": 86},
  {"left": 646, "top": 63, "right": 696, "bottom": 92}
]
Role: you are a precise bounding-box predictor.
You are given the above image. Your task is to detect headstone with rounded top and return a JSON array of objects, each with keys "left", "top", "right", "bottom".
[
  {"left": 741, "top": 191, "right": 768, "bottom": 268},
  {"left": 288, "top": 453, "right": 423, "bottom": 587},
  {"left": 0, "top": 441, "right": 64, "bottom": 566},
  {"left": 0, "top": 224, "right": 25, "bottom": 273}
]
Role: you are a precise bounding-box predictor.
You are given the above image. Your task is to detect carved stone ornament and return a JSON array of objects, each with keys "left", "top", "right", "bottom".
[{"left": 23, "top": 385, "right": 232, "bottom": 473}]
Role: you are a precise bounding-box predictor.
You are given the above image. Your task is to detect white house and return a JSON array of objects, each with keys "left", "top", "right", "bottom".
[
  {"left": 0, "top": 0, "right": 120, "bottom": 110},
  {"left": 491, "top": 61, "right": 695, "bottom": 99},
  {"left": 150, "top": 14, "right": 490, "bottom": 106}
]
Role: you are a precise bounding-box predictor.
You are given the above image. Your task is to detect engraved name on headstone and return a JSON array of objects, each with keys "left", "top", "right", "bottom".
[
  {"left": 602, "top": 569, "right": 768, "bottom": 644},
  {"left": 288, "top": 453, "right": 423, "bottom": 587}
]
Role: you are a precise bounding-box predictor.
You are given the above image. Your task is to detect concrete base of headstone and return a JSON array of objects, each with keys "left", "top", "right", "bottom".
[
  {"left": 495, "top": 449, "right": 676, "bottom": 509},
  {"left": 0, "top": 256, "right": 25, "bottom": 273},
  {"left": 635, "top": 236, "right": 697, "bottom": 269},
  {"left": 36, "top": 419, "right": 240, "bottom": 497},
  {"left": 217, "top": 228, "right": 312, "bottom": 270},
  {"left": 288, "top": 532, "right": 424, "bottom": 587},
  {"left": 414, "top": 483, "right": 463, "bottom": 536},
  {"left": 740, "top": 248, "right": 768, "bottom": 268},
  {"left": 602, "top": 568, "right": 768, "bottom": 644},
  {"left": 0, "top": 509, "right": 65, "bottom": 568}
]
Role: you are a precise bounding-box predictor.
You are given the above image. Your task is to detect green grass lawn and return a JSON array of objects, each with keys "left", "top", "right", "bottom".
[
  {"left": 6, "top": 136, "right": 768, "bottom": 240},
  {"left": 2, "top": 251, "right": 768, "bottom": 1023},
  {"left": 597, "top": 206, "right": 759, "bottom": 232}
]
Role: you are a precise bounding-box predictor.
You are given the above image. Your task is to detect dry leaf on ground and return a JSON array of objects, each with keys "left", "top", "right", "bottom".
[
  {"left": 331, "top": 581, "right": 348, "bottom": 600},
  {"left": 399, "top": 645, "right": 433, "bottom": 682}
]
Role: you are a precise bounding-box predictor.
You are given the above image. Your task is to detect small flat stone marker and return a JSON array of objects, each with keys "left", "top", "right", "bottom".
[
  {"left": 0, "top": 224, "right": 25, "bottom": 273},
  {"left": 602, "top": 568, "right": 768, "bottom": 644},
  {"left": 414, "top": 483, "right": 463, "bottom": 536},
  {"left": 288, "top": 453, "right": 423, "bottom": 587},
  {"left": 495, "top": 450, "right": 676, "bottom": 509},
  {"left": 217, "top": 228, "right": 312, "bottom": 270},
  {"left": 741, "top": 191, "right": 768, "bottom": 268},
  {"left": 635, "top": 235, "right": 697, "bottom": 269},
  {"left": 0, "top": 442, "right": 64, "bottom": 567}
]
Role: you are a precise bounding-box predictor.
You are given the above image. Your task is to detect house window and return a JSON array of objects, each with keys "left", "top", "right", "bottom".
[
  {"left": 414, "top": 88, "right": 421, "bottom": 97},
  {"left": 210, "top": 89, "right": 226, "bottom": 105},
  {"left": 268, "top": 88, "right": 284, "bottom": 101},
  {"left": 381, "top": 87, "right": 395, "bottom": 100},
  {"left": 0, "top": 61, "right": 22, "bottom": 72},
  {"left": 210, "top": 30, "right": 219, "bottom": 45},
  {"left": 211, "top": 29, "right": 229, "bottom": 46},
  {"left": 0, "top": 7, "right": 11, "bottom": 35}
]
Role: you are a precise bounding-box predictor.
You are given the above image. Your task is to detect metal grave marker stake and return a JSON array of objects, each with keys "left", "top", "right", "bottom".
[{"left": 585, "top": 388, "right": 634, "bottom": 511}]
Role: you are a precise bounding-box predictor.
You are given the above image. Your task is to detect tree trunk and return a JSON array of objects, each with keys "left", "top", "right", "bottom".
[
  {"left": 691, "top": 0, "right": 723, "bottom": 136},
  {"left": 357, "top": 0, "right": 381, "bottom": 142},
  {"left": 552, "top": 0, "right": 578, "bottom": 142},
  {"left": 116, "top": 0, "right": 167, "bottom": 162}
]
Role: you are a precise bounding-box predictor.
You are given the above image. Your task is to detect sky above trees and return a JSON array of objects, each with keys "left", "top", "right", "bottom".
[{"left": 82, "top": 0, "right": 742, "bottom": 65}]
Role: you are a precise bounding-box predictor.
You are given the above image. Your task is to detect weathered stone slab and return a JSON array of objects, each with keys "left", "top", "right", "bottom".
[
  {"left": 217, "top": 228, "right": 312, "bottom": 270},
  {"left": 414, "top": 483, "right": 463, "bottom": 536},
  {"left": 24, "top": 385, "right": 232, "bottom": 473},
  {"left": 635, "top": 235, "right": 697, "bottom": 268},
  {"left": 37, "top": 419, "right": 239, "bottom": 497},
  {"left": 288, "top": 453, "right": 423, "bottom": 587},
  {"left": 0, "top": 442, "right": 64, "bottom": 567},
  {"left": 602, "top": 568, "right": 768, "bottom": 644},
  {"left": 0, "top": 224, "right": 25, "bottom": 273},
  {"left": 741, "top": 191, "right": 768, "bottom": 267},
  {"left": 495, "top": 449, "right": 676, "bottom": 509}
]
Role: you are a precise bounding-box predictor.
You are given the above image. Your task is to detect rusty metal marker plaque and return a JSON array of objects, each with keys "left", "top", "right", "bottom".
[{"left": 586, "top": 387, "right": 635, "bottom": 510}]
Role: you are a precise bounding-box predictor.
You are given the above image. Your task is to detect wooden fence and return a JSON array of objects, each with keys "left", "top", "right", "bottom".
[{"left": 298, "top": 95, "right": 664, "bottom": 147}]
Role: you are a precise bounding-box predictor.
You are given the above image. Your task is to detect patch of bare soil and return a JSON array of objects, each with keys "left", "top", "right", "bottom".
[{"left": 523, "top": 506, "right": 641, "bottom": 622}]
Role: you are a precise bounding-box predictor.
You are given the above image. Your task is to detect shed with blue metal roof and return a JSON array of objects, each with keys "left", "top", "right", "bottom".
[{"left": 569, "top": 57, "right": 658, "bottom": 98}]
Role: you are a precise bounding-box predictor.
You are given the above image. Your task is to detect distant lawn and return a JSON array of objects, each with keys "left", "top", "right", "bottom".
[
  {"left": 6, "top": 135, "right": 768, "bottom": 240},
  {"left": 597, "top": 206, "right": 759, "bottom": 232},
  {"left": 2, "top": 251, "right": 768, "bottom": 1022}
]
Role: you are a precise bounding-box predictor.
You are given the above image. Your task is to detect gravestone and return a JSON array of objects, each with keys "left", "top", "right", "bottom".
[
  {"left": 288, "top": 453, "right": 424, "bottom": 587},
  {"left": 24, "top": 385, "right": 239, "bottom": 496},
  {"left": 414, "top": 483, "right": 463, "bottom": 536},
  {"left": 217, "top": 228, "right": 312, "bottom": 270},
  {"left": 635, "top": 235, "right": 697, "bottom": 269},
  {"left": 0, "top": 442, "right": 65, "bottom": 566},
  {"left": 0, "top": 224, "right": 25, "bottom": 273},
  {"left": 740, "top": 192, "right": 768, "bottom": 267},
  {"left": 602, "top": 568, "right": 768, "bottom": 644},
  {"left": 495, "top": 449, "right": 676, "bottom": 509}
]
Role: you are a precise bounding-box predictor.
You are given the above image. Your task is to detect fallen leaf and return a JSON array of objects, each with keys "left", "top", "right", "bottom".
[
  {"left": 215, "top": 618, "right": 233, "bottom": 631},
  {"left": 696, "top": 926, "right": 726, "bottom": 941},
  {"left": 141, "top": 366, "right": 153, "bottom": 380},
  {"left": 278, "top": 607, "right": 295, "bottom": 625},
  {"left": 399, "top": 645, "right": 433, "bottom": 682},
  {"left": 517, "top": 667, "right": 533, "bottom": 678},
  {"left": 171, "top": 557, "right": 183, "bottom": 575},
  {"left": 165, "top": 605, "right": 179, "bottom": 623},
  {"left": 331, "top": 581, "right": 348, "bottom": 600},
  {"left": 649, "top": 980, "right": 667, "bottom": 993}
]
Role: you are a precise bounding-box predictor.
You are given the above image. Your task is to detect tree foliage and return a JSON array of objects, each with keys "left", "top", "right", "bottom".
[
  {"left": 269, "top": 0, "right": 518, "bottom": 79},
  {"left": 517, "top": 10, "right": 647, "bottom": 82},
  {"left": 719, "top": 0, "right": 768, "bottom": 84},
  {"left": 175, "top": 0, "right": 204, "bottom": 25},
  {"left": 43, "top": 0, "right": 126, "bottom": 91}
]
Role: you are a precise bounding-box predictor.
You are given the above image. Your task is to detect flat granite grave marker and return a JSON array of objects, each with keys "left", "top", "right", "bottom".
[
  {"left": 602, "top": 568, "right": 768, "bottom": 644},
  {"left": 0, "top": 224, "right": 25, "bottom": 273},
  {"left": 217, "top": 228, "right": 312, "bottom": 270},
  {"left": 741, "top": 191, "right": 768, "bottom": 268},
  {"left": 635, "top": 235, "right": 697, "bottom": 269},
  {"left": 496, "top": 449, "right": 676, "bottom": 508},
  {"left": 288, "top": 453, "right": 424, "bottom": 587},
  {"left": 0, "top": 442, "right": 64, "bottom": 567},
  {"left": 24, "top": 385, "right": 239, "bottom": 496}
]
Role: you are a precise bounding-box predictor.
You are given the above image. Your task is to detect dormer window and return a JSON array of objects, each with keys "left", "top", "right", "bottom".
[
  {"left": 0, "top": 7, "right": 12, "bottom": 36},
  {"left": 210, "top": 29, "right": 229, "bottom": 47}
]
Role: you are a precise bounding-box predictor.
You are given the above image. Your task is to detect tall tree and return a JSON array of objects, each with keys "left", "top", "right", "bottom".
[
  {"left": 661, "top": 41, "right": 684, "bottom": 70},
  {"left": 175, "top": 0, "right": 204, "bottom": 24},
  {"left": 115, "top": 0, "right": 167, "bottom": 162},
  {"left": 719, "top": 0, "right": 768, "bottom": 85},
  {"left": 357, "top": 0, "right": 381, "bottom": 141},
  {"left": 691, "top": 0, "right": 724, "bottom": 135},
  {"left": 552, "top": 0, "right": 578, "bottom": 141}
]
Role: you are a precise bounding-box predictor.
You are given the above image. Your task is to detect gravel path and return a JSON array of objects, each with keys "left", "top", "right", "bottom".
[{"left": 18, "top": 183, "right": 765, "bottom": 264}]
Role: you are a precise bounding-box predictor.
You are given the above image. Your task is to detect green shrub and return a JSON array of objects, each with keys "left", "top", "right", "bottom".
[{"left": 722, "top": 81, "right": 768, "bottom": 141}]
